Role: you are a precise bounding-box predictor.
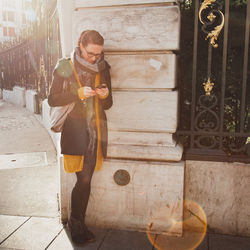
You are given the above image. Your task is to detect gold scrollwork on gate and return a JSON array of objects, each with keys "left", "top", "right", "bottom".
[
  {"left": 203, "top": 77, "right": 214, "bottom": 96},
  {"left": 199, "top": 0, "right": 225, "bottom": 48}
]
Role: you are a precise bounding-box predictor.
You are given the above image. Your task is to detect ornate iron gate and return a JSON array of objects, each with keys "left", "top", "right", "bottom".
[{"left": 177, "top": 0, "right": 249, "bottom": 162}]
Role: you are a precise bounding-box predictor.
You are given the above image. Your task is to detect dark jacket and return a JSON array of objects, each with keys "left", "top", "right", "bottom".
[{"left": 48, "top": 58, "right": 112, "bottom": 157}]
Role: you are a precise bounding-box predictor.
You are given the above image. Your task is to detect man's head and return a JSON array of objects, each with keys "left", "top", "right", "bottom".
[{"left": 78, "top": 30, "right": 104, "bottom": 64}]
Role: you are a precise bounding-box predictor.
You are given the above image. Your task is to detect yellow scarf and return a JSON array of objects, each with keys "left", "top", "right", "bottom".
[
  {"left": 63, "top": 72, "right": 103, "bottom": 173},
  {"left": 94, "top": 72, "right": 103, "bottom": 171}
]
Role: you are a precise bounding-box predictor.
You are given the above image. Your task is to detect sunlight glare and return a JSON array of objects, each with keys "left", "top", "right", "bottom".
[{"left": 25, "top": 9, "right": 37, "bottom": 22}]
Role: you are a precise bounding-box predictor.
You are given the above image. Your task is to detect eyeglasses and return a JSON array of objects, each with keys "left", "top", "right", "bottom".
[{"left": 83, "top": 47, "right": 102, "bottom": 59}]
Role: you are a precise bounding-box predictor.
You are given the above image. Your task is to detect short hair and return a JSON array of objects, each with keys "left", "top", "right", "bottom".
[{"left": 78, "top": 30, "right": 104, "bottom": 47}]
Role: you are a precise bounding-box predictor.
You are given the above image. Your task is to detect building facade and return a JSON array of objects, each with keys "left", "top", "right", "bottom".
[{"left": 0, "top": 0, "right": 32, "bottom": 42}]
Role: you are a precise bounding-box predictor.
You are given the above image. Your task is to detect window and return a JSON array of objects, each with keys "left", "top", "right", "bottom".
[
  {"left": 3, "top": 27, "right": 8, "bottom": 36},
  {"left": 8, "top": 27, "right": 15, "bottom": 37},
  {"left": 22, "top": 14, "right": 26, "bottom": 24},
  {"left": 3, "top": 11, "right": 7, "bottom": 21},
  {"left": 8, "top": 12, "right": 15, "bottom": 22}
]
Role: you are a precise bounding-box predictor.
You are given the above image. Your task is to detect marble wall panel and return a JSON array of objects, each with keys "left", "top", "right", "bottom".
[
  {"left": 185, "top": 161, "right": 250, "bottom": 237},
  {"left": 75, "top": 0, "right": 176, "bottom": 8},
  {"left": 105, "top": 53, "right": 176, "bottom": 89},
  {"left": 106, "top": 90, "right": 178, "bottom": 132},
  {"left": 109, "top": 131, "right": 174, "bottom": 146},
  {"left": 61, "top": 159, "right": 184, "bottom": 234},
  {"left": 73, "top": 5, "right": 180, "bottom": 51}
]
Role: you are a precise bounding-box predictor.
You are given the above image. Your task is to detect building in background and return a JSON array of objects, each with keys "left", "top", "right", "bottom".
[{"left": 0, "top": 0, "right": 32, "bottom": 42}]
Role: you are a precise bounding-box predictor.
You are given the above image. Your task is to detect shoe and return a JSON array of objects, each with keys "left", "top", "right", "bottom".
[
  {"left": 80, "top": 214, "right": 95, "bottom": 242},
  {"left": 68, "top": 216, "right": 88, "bottom": 244},
  {"left": 82, "top": 223, "right": 95, "bottom": 242}
]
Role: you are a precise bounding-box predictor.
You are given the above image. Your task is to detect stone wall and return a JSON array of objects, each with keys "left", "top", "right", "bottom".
[
  {"left": 185, "top": 160, "right": 250, "bottom": 237},
  {"left": 3, "top": 87, "right": 25, "bottom": 106},
  {"left": 70, "top": 1, "right": 182, "bottom": 163},
  {"left": 25, "top": 90, "right": 37, "bottom": 113}
]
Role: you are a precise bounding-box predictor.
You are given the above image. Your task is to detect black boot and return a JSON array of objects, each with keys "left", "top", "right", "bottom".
[
  {"left": 80, "top": 215, "right": 95, "bottom": 242},
  {"left": 68, "top": 216, "right": 88, "bottom": 244}
]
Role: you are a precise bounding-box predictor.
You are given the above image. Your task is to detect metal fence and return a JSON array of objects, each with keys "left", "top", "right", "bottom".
[
  {"left": 0, "top": 0, "right": 61, "bottom": 109},
  {"left": 0, "top": 41, "right": 36, "bottom": 90},
  {"left": 177, "top": 0, "right": 250, "bottom": 162}
]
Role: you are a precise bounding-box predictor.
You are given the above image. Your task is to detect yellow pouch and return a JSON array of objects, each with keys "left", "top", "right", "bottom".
[{"left": 63, "top": 154, "right": 84, "bottom": 173}]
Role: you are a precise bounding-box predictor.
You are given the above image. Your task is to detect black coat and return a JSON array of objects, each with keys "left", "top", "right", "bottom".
[{"left": 48, "top": 58, "right": 113, "bottom": 157}]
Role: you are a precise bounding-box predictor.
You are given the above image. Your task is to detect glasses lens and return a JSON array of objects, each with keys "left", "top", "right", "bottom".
[{"left": 84, "top": 47, "right": 101, "bottom": 58}]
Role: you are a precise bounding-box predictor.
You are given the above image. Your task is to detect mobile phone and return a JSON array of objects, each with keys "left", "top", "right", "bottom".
[{"left": 96, "top": 84, "right": 107, "bottom": 89}]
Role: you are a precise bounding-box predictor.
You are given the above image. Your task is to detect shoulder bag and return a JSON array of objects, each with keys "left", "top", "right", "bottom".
[{"left": 50, "top": 59, "right": 82, "bottom": 133}]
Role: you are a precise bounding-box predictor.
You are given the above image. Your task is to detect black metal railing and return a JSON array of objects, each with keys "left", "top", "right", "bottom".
[
  {"left": 0, "top": 41, "right": 34, "bottom": 90},
  {"left": 177, "top": 0, "right": 250, "bottom": 162},
  {"left": 0, "top": 0, "right": 61, "bottom": 111}
]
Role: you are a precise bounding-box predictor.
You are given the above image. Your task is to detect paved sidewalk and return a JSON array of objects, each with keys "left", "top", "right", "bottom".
[
  {"left": 0, "top": 100, "right": 250, "bottom": 250},
  {"left": 1, "top": 213, "right": 250, "bottom": 250},
  {"left": 0, "top": 100, "right": 58, "bottom": 217}
]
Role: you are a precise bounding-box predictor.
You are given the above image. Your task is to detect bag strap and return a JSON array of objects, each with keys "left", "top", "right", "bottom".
[{"left": 68, "top": 59, "right": 82, "bottom": 88}]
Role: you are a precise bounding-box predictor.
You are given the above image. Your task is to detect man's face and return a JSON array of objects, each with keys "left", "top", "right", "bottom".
[{"left": 80, "top": 43, "right": 103, "bottom": 64}]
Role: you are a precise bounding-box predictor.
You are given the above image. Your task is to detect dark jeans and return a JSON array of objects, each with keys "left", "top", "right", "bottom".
[{"left": 71, "top": 152, "right": 96, "bottom": 221}]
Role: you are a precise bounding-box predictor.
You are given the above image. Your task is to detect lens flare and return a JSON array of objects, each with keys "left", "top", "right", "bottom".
[
  {"left": 146, "top": 200, "right": 207, "bottom": 250},
  {"left": 25, "top": 9, "right": 37, "bottom": 23}
]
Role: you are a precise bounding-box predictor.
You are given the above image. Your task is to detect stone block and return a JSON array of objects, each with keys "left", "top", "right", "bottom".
[
  {"left": 58, "top": 155, "right": 69, "bottom": 224},
  {"left": 106, "top": 90, "right": 178, "bottom": 133},
  {"left": 60, "top": 159, "right": 184, "bottom": 235},
  {"left": 105, "top": 53, "right": 177, "bottom": 89},
  {"left": 109, "top": 131, "right": 174, "bottom": 146},
  {"left": 42, "top": 99, "right": 52, "bottom": 131},
  {"left": 73, "top": 5, "right": 180, "bottom": 51},
  {"left": 3, "top": 89, "right": 14, "bottom": 104},
  {"left": 75, "top": 0, "right": 177, "bottom": 8},
  {"left": 185, "top": 161, "right": 250, "bottom": 237},
  {"left": 108, "top": 129, "right": 183, "bottom": 161},
  {"left": 25, "top": 89, "right": 37, "bottom": 113},
  {"left": 13, "top": 86, "right": 26, "bottom": 107},
  {"left": 107, "top": 142, "right": 183, "bottom": 161}
]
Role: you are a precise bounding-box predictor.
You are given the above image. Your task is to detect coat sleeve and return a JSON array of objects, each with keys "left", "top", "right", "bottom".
[
  {"left": 48, "top": 59, "right": 79, "bottom": 107},
  {"left": 99, "top": 62, "right": 113, "bottom": 110}
]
